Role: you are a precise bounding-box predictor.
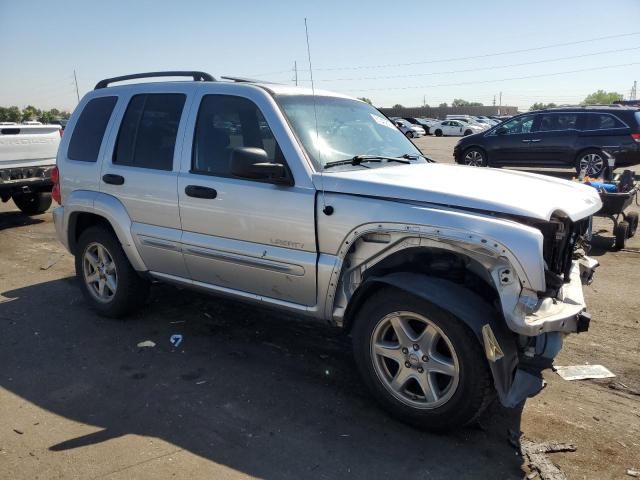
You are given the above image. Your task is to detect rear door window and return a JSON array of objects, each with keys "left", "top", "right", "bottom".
[
  {"left": 583, "top": 113, "right": 626, "bottom": 130},
  {"left": 68, "top": 96, "right": 117, "bottom": 161},
  {"left": 537, "top": 113, "right": 578, "bottom": 132},
  {"left": 113, "top": 93, "right": 186, "bottom": 171}
]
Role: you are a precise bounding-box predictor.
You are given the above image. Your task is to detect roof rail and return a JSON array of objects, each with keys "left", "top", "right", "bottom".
[
  {"left": 220, "top": 75, "right": 278, "bottom": 84},
  {"left": 94, "top": 71, "right": 215, "bottom": 89}
]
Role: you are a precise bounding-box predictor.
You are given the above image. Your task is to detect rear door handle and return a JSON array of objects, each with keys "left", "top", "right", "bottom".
[
  {"left": 185, "top": 185, "right": 217, "bottom": 199},
  {"left": 530, "top": 139, "right": 542, "bottom": 143},
  {"left": 521, "top": 139, "right": 531, "bottom": 143},
  {"left": 102, "top": 174, "right": 125, "bottom": 185}
]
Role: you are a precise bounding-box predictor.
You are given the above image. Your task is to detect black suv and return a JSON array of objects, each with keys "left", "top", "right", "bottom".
[{"left": 454, "top": 107, "right": 640, "bottom": 176}]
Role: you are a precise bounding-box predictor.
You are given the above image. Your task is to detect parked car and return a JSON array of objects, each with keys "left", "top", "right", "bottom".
[
  {"left": 0, "top": 123, "right": 61, "bottom": 214},
  {"left": 391, "top": 117, "right": 425, "bottom": 138},
  {"left": 454, "top": 107, "right": 640, "bottom": 176},
  {"left": 403, "top": 117, "right": 437, "bottom": 135},
  {"left": 53, "top": 71, "right": 601, "bottom": 431},
  {"left": 430, "top": 119, "right": 485, "bottom": 137}
]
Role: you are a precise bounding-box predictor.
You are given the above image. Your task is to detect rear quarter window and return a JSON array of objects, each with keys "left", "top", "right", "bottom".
[
  {"left": 583, "top": 113, "right": 626, "bottom": 131},
  {"left": 68, "top": 96, "right": 118, "bottom": 161}
]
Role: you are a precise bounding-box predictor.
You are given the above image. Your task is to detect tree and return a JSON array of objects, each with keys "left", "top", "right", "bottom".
[
  {"left": 529, "top": 102, "right": 557, "bottom": 111},
  {"left": 438, "top": 102, "right": 448, "bottom": 108},
  {"left": 451, "top": 99, "right": 469, "bottom": 108},
  {"left": 392, "top": 104, "right": 405, "bottom": 110},
  {"left": 21, "top": 105, "right": 41, "bottom": 122},
  {"left": 5, "top": 106, "right": 22, "bottom": 123},
  {"left": 358, "top": 97, "right": 373, "bottom": 105},
  {"left": 582, "top": 90, "right": 622, "bottom": 105}
]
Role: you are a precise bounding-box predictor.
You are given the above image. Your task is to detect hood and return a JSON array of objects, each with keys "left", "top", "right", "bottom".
[{"left": 313, "top": 163, "right": 602, "bottom": 221}]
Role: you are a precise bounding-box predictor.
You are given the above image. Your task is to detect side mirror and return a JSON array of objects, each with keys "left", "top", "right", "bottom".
[
  {"left": 231, "top": 147, "right": 291, "bottom": 185},
  {"left": 495, "top": 126, "right": 508, "bottom": 135}
]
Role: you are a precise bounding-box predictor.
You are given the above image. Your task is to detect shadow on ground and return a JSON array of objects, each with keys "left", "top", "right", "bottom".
[
  {"left": 1, "top": 278, "right": 524, "bottom": 479},
  {"left": 0, "top": 209, "right": 44, "bottom": 230}
]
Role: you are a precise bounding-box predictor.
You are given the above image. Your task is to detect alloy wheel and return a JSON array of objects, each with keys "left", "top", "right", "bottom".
[
  {"left": 464, "top": 150, "right": 484, "bottom": 166},
  {"left": 579, "top": 153, "right": 604, "bottom": 176},
  {"left": 370, "top": 311, "right": 460, "bottom": 409},
  {"left": 82, "top": 242, "right": 118, "bottom": 303}
]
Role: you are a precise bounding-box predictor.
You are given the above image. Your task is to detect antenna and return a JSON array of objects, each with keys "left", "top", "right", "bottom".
[{"left": 304, "top": 18, "right": 332, "bottom": 215}]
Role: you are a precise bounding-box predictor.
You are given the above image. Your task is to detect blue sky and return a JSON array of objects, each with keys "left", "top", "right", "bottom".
[{"left": 1, "top": 0, "right": 639, "bottom": 111}]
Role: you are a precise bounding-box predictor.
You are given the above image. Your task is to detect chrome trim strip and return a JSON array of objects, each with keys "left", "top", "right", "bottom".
[
  {"left": 139, "top": 237, "right": 180, "bottom": 251},
  {"left": 183, "top": 245, "right": 304, "bottom": 275}
]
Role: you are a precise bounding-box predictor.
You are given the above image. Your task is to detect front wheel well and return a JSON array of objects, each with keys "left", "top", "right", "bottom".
[
  {"left": 342, "top": 247, "right": 500, "bottom": 332},
  {"left": 68, "top": 212, "right": 117, "bottom": 255}
]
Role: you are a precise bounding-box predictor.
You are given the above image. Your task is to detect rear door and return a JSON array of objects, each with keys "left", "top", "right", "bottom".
[
  {"left": 528, "top": 112, "right": 579, "bottom": 166},
  {"left": 486, "top": 114, "right": 537, "bottom": 164},
  {"left": 177, "top": 87, "right": 317, "bottom": 306},
  {"left": 99, "top": 85, "right": 193, "bottom": 277}
]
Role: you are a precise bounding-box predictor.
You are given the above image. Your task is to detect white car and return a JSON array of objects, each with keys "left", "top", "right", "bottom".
[
  {"left": 430, "top": 120, "right": 485, "bottom": 137},
  {"left": 391, "top": 118, "right": 425, "bottom": 138}
]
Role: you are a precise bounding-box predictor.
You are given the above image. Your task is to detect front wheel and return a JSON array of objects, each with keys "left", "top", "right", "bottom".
[
  {"left": 352, "top": 288, "right": 493, "bottom": 431},
  {"left": 434, "top": 129, "right": 443, "bottom": 137},
  {"left": 12, "top": 192, "right": 52, "bottom": 215},
  {"left": 464, "top": 130, "right": 473, "bottom": 136},
  {"left": 406, "top": 131, "right": 414, "bottom": 138},
  {"left": 463, "top": 148, "right": 487, "bottom": 167}
]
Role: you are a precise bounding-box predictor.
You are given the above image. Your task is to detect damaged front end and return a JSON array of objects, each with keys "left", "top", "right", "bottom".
[{"left": 488, "top": 214, "right": 598, "bottom": 407}]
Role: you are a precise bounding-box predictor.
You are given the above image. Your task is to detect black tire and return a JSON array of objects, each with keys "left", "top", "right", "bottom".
[
  {"left": 464, "top": 130, "right": 473, "bottom": 136},
  {"left": 462, "top": 147, "right": 487, "bottom": 167},
  {"left": 406, "top": 131, "right": 414, "bottom": 138},
  {"left": 75, "top": 225, "right": 150, "bottom": 318},
  {"left": 434, "top": 129, "right": 443, "bottom": 137},
  {"left": 12, "top": 192, "right": 52, "bottom": 215},
  {"left": 575, "top": 149, "right": 606, "bottom": 177},
  {"left": 614, "top": 221, "right": 629, "bottom": 250},
  {"left": 352, "top": 288, "right": 493, "bottom": 431},
  {"left": 626, "top": 212, "right": 638, "bottom": 238}
]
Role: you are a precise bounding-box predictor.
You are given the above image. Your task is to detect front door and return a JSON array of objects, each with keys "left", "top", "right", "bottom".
[
  {"left": 177, "top": 91, "right": 317, "bottom": 306},
  {"left": 100, "top": 89, "right": 192, "bottom": 277},
  {"left": 486, "top": 114, "right": 538, "bottom": 165}
]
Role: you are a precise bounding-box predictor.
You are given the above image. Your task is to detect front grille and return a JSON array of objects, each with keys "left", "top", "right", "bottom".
[{"left": 534, "top": 217, "right": 589, "bottom": 285}]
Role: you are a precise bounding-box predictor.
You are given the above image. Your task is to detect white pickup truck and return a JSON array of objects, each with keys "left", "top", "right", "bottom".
[{"left": 0, "top": 123, "right": 61, "bottom": 214}]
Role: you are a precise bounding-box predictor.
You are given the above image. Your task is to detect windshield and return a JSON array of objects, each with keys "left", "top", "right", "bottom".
[{"left": 276, "top": 95, "right": 422, "bottom": 169}]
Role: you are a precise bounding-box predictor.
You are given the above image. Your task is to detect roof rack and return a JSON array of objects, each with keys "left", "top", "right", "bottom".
[
  {"left": 94, "top": 71, "right": 215, "bottom": 89},
  {"left": 221, "top": 75, "right": 278, "bottom": 84}
]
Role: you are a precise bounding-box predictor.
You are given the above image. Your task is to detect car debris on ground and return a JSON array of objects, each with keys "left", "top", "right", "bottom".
[
  {"left": 553, "top": 364, "right": 615, "bottom": 381},
  {"left": 509, "top": 430, "right": 576, "bottom": 480}
]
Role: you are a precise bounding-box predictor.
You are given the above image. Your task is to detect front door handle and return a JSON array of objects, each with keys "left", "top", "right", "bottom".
[
  {"left": 530, "top": 139, "right": 542, "bottom": 143},
  {"left": 185, "top": 185, "right": 217, "bottom": 199},
  {"left": 521, "top": 139, "right": 531, "bottom": 143},
  {"left": 102, "top": 174, "right": 125, "bottom": 185}
]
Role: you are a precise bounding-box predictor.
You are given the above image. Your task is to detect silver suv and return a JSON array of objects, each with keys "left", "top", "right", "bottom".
[{"left": 52, "top": 71, "right": 601, "bottom": 430}]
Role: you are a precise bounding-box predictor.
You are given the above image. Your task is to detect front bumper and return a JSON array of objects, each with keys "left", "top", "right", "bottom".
[{"left": 505, "top": 256, "right": 598, "bottom": 336}]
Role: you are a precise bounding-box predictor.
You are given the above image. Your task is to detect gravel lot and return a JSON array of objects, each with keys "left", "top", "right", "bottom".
[{"left": 1, "top": 137, "right": 639, "bottom": 479}]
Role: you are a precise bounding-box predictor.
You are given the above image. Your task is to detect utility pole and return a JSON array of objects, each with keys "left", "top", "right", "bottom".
[
  {"left": 293, "top": 61, "right": 298, "bottom": 86},
  {"left": 423, "top": 95, "right": 426, "bottom": 107},
  {"left": 73, "top": 70, "right": 80, "bottom": 104},
  {"left": 632, "top": 80, "right": 637, "bottom": 100},
  {"left": 492, "top": 95, "right": 496, "bottom": 107},
  {"left": 498, "top": 91, "right": 502, "bottom": 115}
]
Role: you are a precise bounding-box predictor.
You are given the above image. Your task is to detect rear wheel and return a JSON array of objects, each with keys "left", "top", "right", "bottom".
[
  {"left": 12, "top": 192, "right": 52, "bottom": 215},
  {"left": 614, "top": 221, "right": 629, "bottom": 250},
  {"left": 626, "top": 212, "right": 638, "bottom": 238},
  {"left": 464, "top": 130, "right": 473, "bottom": 136},
  {"left": 576, "top": 149, "right": 605, "bottom": 177},
  {"left": 75, "top": 225, "right": 150, "bottom": 317},
  {"left": 352, "top": 288, "right": 493, "bottom": 431},
  {"left": 463, "top": 148, "right": 487, "bottom": 167},
  {"left": 434, "top": 129, "right": 443, "bottom": 137},
  {"left": 406, "top": 131, "right": 414, "bottom": 139}
]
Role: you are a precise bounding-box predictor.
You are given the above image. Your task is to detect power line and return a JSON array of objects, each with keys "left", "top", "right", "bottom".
[
  {"left": 346, "top": 61, "right": 640, "bottom": 92},
  {"left": 314, "top": 31, "right": 640, "bottom": 71},
  {"left": 309, "top": 46, "right": 640, "bottom": 82}
]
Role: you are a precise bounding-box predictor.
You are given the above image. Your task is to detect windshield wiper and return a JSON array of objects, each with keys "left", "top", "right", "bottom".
[
  {"left": 402, "top": 152, "right": 437, "bottom": 163},
  {"left": 324, "top": 155, "right": 411, "bottom": 169}
]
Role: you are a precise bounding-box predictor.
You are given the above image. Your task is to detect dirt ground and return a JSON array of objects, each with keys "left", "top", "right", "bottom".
[{"left": 1, "top": 137, "right": 639, "bottom": 479}]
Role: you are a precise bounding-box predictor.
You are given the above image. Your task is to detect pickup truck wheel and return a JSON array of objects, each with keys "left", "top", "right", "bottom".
[
  {"left": 75, "top": 225, "right": 149, "bottom": 318},
  {"left": 12, "top": 192, "right": 52, "bottom": 215},
  {"left": 352, "top": 288, "right": 492, "bottom": 431}
]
